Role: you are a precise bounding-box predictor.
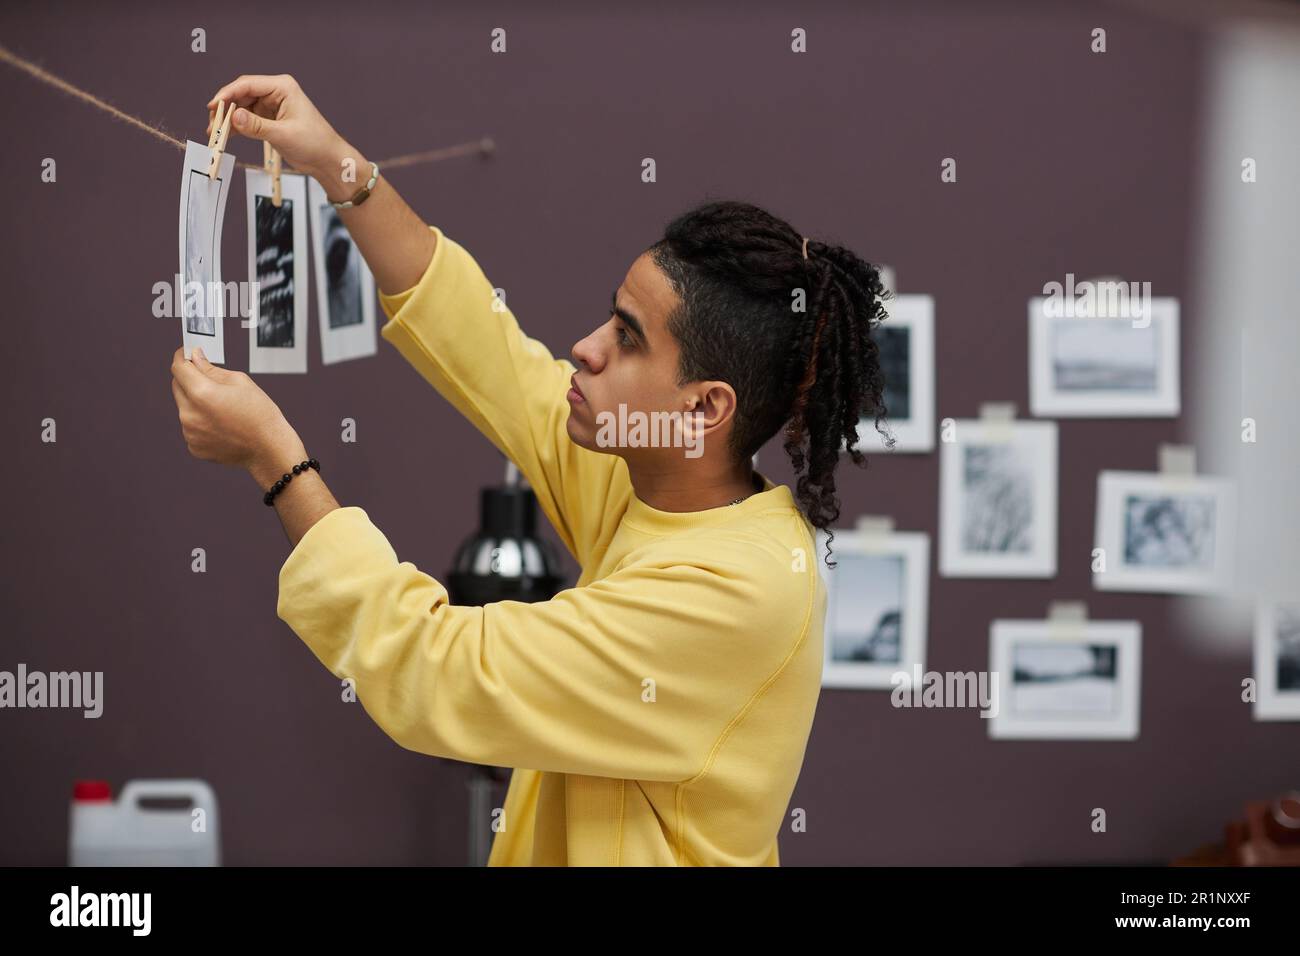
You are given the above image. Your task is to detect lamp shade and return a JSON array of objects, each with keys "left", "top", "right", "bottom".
[{"left": 445, "top": 476, "right": 567, "bottom": 607}]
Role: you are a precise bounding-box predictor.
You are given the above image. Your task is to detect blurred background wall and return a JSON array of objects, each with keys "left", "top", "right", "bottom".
[{"left": 0, "top": 0, "right": 1294, "bottom": 865}]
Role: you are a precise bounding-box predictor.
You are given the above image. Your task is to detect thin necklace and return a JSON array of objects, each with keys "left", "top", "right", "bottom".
[{"left": 727, "top": 472, "right": 762, "bottom": 506}]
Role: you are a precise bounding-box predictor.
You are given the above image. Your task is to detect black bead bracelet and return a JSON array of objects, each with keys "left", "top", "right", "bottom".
[{"left": 263, "top": 458, "right": 320, "bottom": 506}]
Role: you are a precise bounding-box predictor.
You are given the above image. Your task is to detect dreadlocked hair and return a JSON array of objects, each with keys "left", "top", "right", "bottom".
[{"left": 648, "top": 199, "right": 894, "bottom": 568}]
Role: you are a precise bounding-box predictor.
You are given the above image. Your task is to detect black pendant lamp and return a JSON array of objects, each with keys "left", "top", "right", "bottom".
[
  {"left": 447, "top": 459, "right": 567, "bottom": 606},
  {"left": 446, "top": 456, "right": 568, "bottom": 867}
]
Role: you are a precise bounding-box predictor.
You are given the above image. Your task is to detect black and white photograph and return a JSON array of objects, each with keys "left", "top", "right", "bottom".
[
  {"left": 176, "top": 140, "right": 235, "bottom": 363},
  {"left": 851, "top": 294, "right": 934, "bottom": 453},
  {"left": 322, "top": 205, "right": 361, "bottom": 329},
  {"left": 1029, "top": 296, "right": 1180, "bottom": 417},
  {"left": 1124, "top": 494, "right": 1216, "bottom": 568},
  {"left": 185, "top": 171, "right": 218, "bottom": 336},
  {"left": 308, "top": 177, "right": 377, "bottom": 365},
  {"left": 256, "top": 195, "right": 294, "bottom": 346},
  {"left": 815, "top": 529, "right": 929, "bottom": 689},
  {"left": 1254, "top": 600, "right": 1300, "bottom": 721},
  {"left": 988, "top": 620, "right": 1141, "bottom": 740},
  {"left": 880, "top": 327, "right": 909, "bottom": 418},
  {"left": 245, "top": 169, "right": 310, "bottom": 374},
  {"left": 940, "top": 420, "right": 1058, "bottom": 577},
  {"left": 1094, "top": 471, "right": 1236, "bottom": 594}
]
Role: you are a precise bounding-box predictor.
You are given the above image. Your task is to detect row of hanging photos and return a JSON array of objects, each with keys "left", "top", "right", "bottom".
[{"left": 178, "top": 100, "right": 377, "bottom": 372}]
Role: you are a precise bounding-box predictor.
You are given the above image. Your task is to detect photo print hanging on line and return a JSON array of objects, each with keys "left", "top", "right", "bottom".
[
  {"left": 177, "top": 141, "right": 236, "bottom": 364},
  {"left": 245, "top": 168, "right": 310, "bottom": 374},
  {"left": 307, "top": 177, "right": 377, "bottom": 365}
]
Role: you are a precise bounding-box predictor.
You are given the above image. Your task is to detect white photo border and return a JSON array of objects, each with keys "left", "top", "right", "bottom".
[
  {"left": 988, "top": 619, "right": 1141, "bottom": 740},
  {"left": 1093, "top": 470, "right": 1237, "bottom": 594},
  {"left": 246, "top": 170, "right": 311, "bottom": 374},
  {"left": 177, "top": 141, "right": 236, "bottom": 365},
  {"left": 851, "top": 294, "right": 935, "bottom": 453},
  {"left": 1028, "top": 295, "right": 1180, "bottom": 418},
  {"left": 815, "top": 529, "right": 930, "bottom": 689},
  {"left": 307, "top": 177, "right": 378, "bottom": 366},
  {"left": 1254, "top": 598, "right": 1300, "bottom": 721},
  {"left": 939, "top": 419, "right": 1058, "bottom": 578}
]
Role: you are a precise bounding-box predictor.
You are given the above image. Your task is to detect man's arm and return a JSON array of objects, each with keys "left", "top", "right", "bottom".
[
  {"left": 247, "top": 443, "right": 340, "bottom": 550},
  {"left": 372, "top": 226, "right": 627, "bottom": 565},
  {"left": 204, "top": 74, "right": 625, "bottom": 561},
  {"left": 275, "top": 505, "right": 817, "bottom": 780},
  {"left": 305, "top": 139, "right": 437, "bottom": 296},
  {"left": 203, "top": 74, "right": 436, "bottom": 296}
]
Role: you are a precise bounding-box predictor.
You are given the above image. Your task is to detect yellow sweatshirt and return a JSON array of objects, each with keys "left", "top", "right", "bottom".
[{"left": 276, "top": 225, "right": 826, "bottom": 866}]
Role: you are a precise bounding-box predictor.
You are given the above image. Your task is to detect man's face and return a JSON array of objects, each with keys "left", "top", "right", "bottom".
[{"left": 565, "top": 252, "right": 692, "bottom": 460}]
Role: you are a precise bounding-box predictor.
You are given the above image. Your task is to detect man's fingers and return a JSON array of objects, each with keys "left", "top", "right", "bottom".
[
  {"left": 205, "top": 104, "right": 283, "bottom": 145},
  {"left": 207, "top": 74, "right": 284, "bottom": 112},
  {"left": 229, "top": 107, "right": 282, "bottom": 142},
  {"left": 190, "top": 346, "right": 242, "bottom": 383},
  {"left": 171, "top": 377, "right": 192, "bottom": 414},
  {"left": 208, "top": 78, "right": 280, "bottom": 138},
  {"left": 171, "top": 346, "right": 207, "bottom": 394}
]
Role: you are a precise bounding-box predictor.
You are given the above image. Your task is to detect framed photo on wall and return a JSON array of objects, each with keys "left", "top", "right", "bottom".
[
  {"left": 988, "top": 619, "right": 1141, "bottom": 740},
  {"left": 1254, "top": 599, "right": 1300, "bottom": 721},
  {"left": 939, "top": 419, "right": 1058, "bottom": 578},
  {"left": 1093, "top": 470, "right": 1237, "bottom": 594},
  {"left": 815, "top": 528, "right": 929, "bottom": 689},
  {"left": 1028, "top": 295, "right": 1180, "bottom": 417},
  {"left": 851, "top": 294, "right": 935, "bottom": 453}
]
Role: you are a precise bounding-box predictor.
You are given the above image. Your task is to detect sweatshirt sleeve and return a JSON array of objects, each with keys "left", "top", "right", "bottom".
[
  {"left": 276, "top": 506, "right": 812, "bottom": 782},
  {"left": 377, "top": 226, "right": 624, "bottom": 566}
]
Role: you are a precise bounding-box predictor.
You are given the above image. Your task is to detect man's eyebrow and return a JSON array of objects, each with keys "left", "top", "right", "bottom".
[{"left": 611, "top": 289, "right": 648, "bottom": 345}]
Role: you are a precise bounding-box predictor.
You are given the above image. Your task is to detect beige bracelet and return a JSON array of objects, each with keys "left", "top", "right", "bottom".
[{"left": 332, "top": 162, "right": 380, "bottom": 210}]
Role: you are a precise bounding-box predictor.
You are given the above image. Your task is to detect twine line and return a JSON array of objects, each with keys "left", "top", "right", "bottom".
[{"left": 0, "top": 42, "right": 493, "bottom": 172}]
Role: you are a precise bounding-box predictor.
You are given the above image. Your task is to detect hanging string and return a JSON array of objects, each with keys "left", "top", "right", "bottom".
[{"left": 0, "top": 42, "right": 494, "bottom": 171}]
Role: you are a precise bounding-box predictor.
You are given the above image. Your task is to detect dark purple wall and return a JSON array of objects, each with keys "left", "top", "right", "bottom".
[{"left": 0, "top": 0, "right": 1286, "bottom": 865}]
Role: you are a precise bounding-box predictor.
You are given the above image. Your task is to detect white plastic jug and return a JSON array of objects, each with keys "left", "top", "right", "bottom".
[{"left": 69, "top": 779, "right": 221, "bottom": 866}]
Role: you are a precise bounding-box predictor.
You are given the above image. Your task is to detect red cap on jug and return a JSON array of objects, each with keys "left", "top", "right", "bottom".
[{"left": 73, "top": 780, "right": 112, "bottom": 801}]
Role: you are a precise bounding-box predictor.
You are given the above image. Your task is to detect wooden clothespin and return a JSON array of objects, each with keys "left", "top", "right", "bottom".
[
  {"left": 207, "top": 100, "right": 224, "bottom": 149},
  {"left": 263, "top": 140, "right": 283, "bottom": 207},
  {"left": 208, "top": 100, "right": 233, "bottom": 179}
]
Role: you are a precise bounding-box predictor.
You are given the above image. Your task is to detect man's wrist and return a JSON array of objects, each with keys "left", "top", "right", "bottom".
[
  {"left": 312, "top": 139, "right": 373, "bottom": 205},
  {"left": 249, "top": 441, "right": 311, "bottom": 493}
]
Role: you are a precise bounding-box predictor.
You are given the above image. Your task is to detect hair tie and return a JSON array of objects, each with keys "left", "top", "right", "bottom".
[{"left": 801, "top": 236, "right": 810, "bottom": 260}]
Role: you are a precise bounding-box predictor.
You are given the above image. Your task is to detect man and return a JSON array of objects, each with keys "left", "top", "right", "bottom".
[{"left": 170, "top": 74, "right": 892, "bottom": 865}]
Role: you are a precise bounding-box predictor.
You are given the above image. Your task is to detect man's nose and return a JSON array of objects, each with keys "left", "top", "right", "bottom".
[{"left": 571, "top": 333, "right": 603, "bottom": 373}]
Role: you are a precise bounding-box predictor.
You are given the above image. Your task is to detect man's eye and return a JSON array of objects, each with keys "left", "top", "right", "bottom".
[{"left": 612, "top": 317, "right": 634, "bottom": 348}]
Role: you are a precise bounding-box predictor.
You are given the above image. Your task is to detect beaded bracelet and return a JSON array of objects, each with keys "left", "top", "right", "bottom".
[{"left": 263, "top": 458, "right": 320, "bottom": 506}]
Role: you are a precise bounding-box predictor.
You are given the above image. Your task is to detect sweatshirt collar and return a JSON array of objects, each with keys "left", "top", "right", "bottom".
[{"left": 621, "top": 470, "right": 796, "bottom": 534}]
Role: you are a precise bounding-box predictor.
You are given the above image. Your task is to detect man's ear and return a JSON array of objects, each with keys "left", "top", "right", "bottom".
[{"left": 686, "top": 381, "right": 738, "bottom": 429}]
